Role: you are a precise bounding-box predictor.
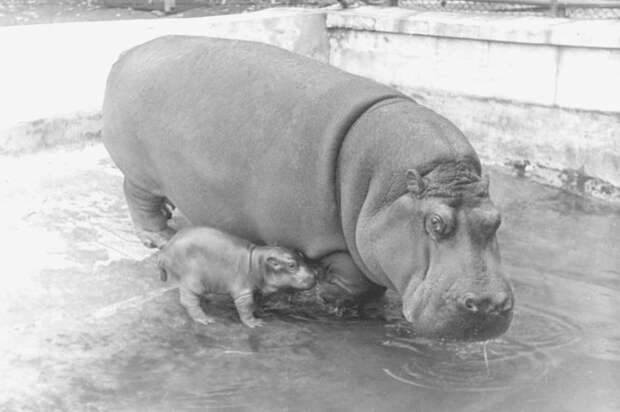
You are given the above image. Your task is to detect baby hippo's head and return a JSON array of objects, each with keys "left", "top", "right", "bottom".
[{"left": 261, "top": 247, "right": 317, "bottom": 293}]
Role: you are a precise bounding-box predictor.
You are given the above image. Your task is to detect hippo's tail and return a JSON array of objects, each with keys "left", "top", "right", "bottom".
[
  {"left": 156, "top": 251, "right": 169, "bottom": 282},
  {"left": 161, "top": 198, "right": 176, "bottom": 220}
]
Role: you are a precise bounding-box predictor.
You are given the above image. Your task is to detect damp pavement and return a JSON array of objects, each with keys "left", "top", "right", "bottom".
[{"left": 1, "top": 142, "right": 619, "bottom": 411}]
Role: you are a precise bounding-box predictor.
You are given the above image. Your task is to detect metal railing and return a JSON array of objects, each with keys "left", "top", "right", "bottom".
[
  {"left": 397, "top": 0, "right": 620, "bottom": 18},
  {"left": 132, "top": 0, "right": 620, "bottom": 18}
]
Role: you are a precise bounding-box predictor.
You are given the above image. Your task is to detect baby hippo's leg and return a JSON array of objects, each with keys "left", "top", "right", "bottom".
[
  {"left": 234, "top": 293, "right": 264, "bottom": 328},
  {"left": 179, "top": 286, "right": 215, "bottom": 325}
]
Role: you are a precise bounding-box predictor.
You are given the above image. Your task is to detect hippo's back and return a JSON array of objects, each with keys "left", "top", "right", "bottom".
[{"left": 103, "top": 36, "right": 403, "bottom": 257}]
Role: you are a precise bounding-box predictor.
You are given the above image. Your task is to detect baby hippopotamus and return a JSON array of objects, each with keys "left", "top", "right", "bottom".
[{"left": 157, "top": 227, "right": 317, "bottom": 328}]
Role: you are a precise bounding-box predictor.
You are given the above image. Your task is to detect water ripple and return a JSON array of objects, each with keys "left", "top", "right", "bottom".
[
  {"left": 506, "top": 304, "right": 582, "bottom": 349},
  {"left": 382, "top": 304, "right": 581, "bottom": 391}
]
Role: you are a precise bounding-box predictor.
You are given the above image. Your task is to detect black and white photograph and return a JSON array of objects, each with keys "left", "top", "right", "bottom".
[{"left": 0, "top": 0, "right": 618, "bottom": 410}]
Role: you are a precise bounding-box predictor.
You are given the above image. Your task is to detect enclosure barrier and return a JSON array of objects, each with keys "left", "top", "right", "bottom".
[
  {"left": 1, "top": 7, "right": 619, "bottom": 201},
  {"left": 327, "top": 6, "right": 620, "bottom": 199},
  {"left": 107, "top": 0, "right": 620, "bottom": 18},
  {"left": 398, "top": 0, "right": 620, "bottom": 18}
]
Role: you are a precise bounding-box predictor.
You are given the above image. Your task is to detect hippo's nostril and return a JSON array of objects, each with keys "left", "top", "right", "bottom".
[
  {"left": 496, "top": 292, "right": 513, "bottom": 313},
  {"left": 461, "top": 292, "right": 513, "bottom": 316},
  {"left": 462, "top": 294, "right": 479, "bottom": 313}
]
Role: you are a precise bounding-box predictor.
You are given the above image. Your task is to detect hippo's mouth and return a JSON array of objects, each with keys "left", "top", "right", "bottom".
[
  {"left": 402, "top": 279, "right": 434, "bottom": 325},
  {"left": 459, "top": 310, "right": 513, "bottom": 340},
  {"left": 401, "top": 279, "right": 513, "bottom": 341}
]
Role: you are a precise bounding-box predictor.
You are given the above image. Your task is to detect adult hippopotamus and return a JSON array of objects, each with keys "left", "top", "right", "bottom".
[{"left": 103, "top": 35, "right": 513, "bottom": 340}]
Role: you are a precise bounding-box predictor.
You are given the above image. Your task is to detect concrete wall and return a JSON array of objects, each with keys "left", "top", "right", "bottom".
[
  {"left": 0, "top": 8, "right": 328, "bottom": 153},
  {"left": 2, "top": 6, "right": 619, "bottom": 200},
  {"left": 327, "top": 7, "right": 620, "bottom": 199}
]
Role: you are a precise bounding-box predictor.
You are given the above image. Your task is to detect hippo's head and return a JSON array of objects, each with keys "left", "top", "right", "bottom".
[
  {"left": 356, "top": 162, "right": 513, "bottom": 340},
  {"left": 261, "top": 247, "right": 318, "bottom": 293}
]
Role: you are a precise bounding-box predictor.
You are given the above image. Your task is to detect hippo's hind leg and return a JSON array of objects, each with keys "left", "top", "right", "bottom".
[
  {"left": 179, "top": 286, "right": 216, "bottom": 325},
  {"left": 123, "top": 178, "right": 175, "bottom": 248},
  {"left": 318, "top": 252, "right": 386, "bottom": 310}
]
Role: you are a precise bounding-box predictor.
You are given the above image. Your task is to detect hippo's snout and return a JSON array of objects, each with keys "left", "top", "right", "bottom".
[
  {"left": 453, "top": 289, "right": 514, "bottom": 340},
  {"left": 403, "top": 273, "right": 514, "bottom": 340},
  {"left": 294, "top": 266, "right": 318, "bottom": 290},
  {"left": 459, "top": 291, "right": 513, "bottom": 316}
]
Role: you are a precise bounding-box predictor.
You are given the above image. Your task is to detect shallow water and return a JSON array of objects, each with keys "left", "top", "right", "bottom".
[{"left": 1, "top": 145, "right": 619, "bottom": 411}]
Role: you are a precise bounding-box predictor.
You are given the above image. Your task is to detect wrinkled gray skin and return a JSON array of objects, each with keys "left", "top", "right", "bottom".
[
  {"left": 103, "top": 36, "right": 513, "bottom": 340},
  {"left": 338, "top": 102, "right": 513, "bottom": 340},
  {"left": 158, "top": 227, "right": 317, "bottom": 328}
]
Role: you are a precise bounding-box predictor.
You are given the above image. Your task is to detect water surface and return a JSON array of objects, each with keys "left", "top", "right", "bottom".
[{"left": 1, "top": 145, "right": 619, "bottom": 411}]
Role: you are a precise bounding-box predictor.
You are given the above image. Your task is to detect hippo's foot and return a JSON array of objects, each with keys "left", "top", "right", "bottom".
[
  {"left": 317, "top": 281, "right": 357, "bottom": 308},
  {"left": 190, "top": 312, "right": 216, "bottom": 325},
  {"left": 135, "top": 226, "right": 176, "bottom": 249},
  {"left": 179, "top": 287, "right": 215, "bottom": 325},
  {"left": 234, "top": 293, "right": 264, "bottom": 328},
  {"left": 318, "top": 252, "right": 386, "bottom": 311},
  {"left": 241, "top": 317, "right": 265, "bottom": 328}
]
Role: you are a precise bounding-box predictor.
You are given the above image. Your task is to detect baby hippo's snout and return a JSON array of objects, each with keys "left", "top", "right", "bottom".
[
  {"left": 292, "top": 264, "right": 318, "bottom": 290},
  {"left": 262, "top": 248, "right": 318, "bottom": 293}
]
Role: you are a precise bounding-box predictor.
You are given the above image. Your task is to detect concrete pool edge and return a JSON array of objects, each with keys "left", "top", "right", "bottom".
[
  {"left": 1, "top": 6, "right": 619, "bottom": 202},
  {"left": 0, "top": 112, "right": 102, "bottom": 155},
  {"left": 0, "top": 7, "right": 329, "bottom": 150}
]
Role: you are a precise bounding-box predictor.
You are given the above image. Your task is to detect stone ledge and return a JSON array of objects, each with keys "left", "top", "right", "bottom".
[
  {"left": 0, "top": 112, "right": 102, "bottom": 155},
  {"left": 327, "top": 6, "right": 620, "bottom": 49},
  {"left": 398, "top": 85, "right": 620, "bottom": 196},
  {"left": 0, "top": 8, "right": 329, "bottom": 130}
]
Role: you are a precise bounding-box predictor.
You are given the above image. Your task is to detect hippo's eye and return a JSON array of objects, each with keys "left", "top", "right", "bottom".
[
  {"left": 429, "top": 214, "right": 446, "bottom": 235},
  {"left": 287, "top": 261, "right": 297, "bottom": 270}
]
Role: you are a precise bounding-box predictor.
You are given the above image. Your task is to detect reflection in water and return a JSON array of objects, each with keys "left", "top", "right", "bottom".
[{"left": 381, "top": 305, "right": 581, "bottom": 392}]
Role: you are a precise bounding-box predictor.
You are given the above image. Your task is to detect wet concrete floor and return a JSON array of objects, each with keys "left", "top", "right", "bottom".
[{"left": 1, "top": 143, "right": 619, "bottom": 411}]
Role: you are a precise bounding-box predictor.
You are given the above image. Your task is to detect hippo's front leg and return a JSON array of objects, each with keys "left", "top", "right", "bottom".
[
  {"left": 318, "top": 252, "right": 386, "bottom": 307},
  {"left": 123, "top": 178, "right": 176, "bottom": 248},
  {"left": 233, "top": 293, "right": 265, "bottom": 328}
]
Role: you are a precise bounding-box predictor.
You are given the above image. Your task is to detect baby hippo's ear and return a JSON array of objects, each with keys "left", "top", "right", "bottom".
[{"left": 266, "top": 256, "right": 281, "bottom": 270}]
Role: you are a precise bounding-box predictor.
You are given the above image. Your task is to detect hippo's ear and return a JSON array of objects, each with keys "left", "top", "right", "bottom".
[
  {"left": 406, "top": 169, "right": 425, "bottom": 197},
  {"left": 480, "top": 173, "right": 490, "bottom": 196}
]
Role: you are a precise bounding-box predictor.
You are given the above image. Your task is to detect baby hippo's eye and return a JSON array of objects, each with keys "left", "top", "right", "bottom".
[
  {"left": 428, "top": 214, "right": 446, "bottom": 235},
  {"left": 287, "top": 261, "right": 297, "bottom": 271}
]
